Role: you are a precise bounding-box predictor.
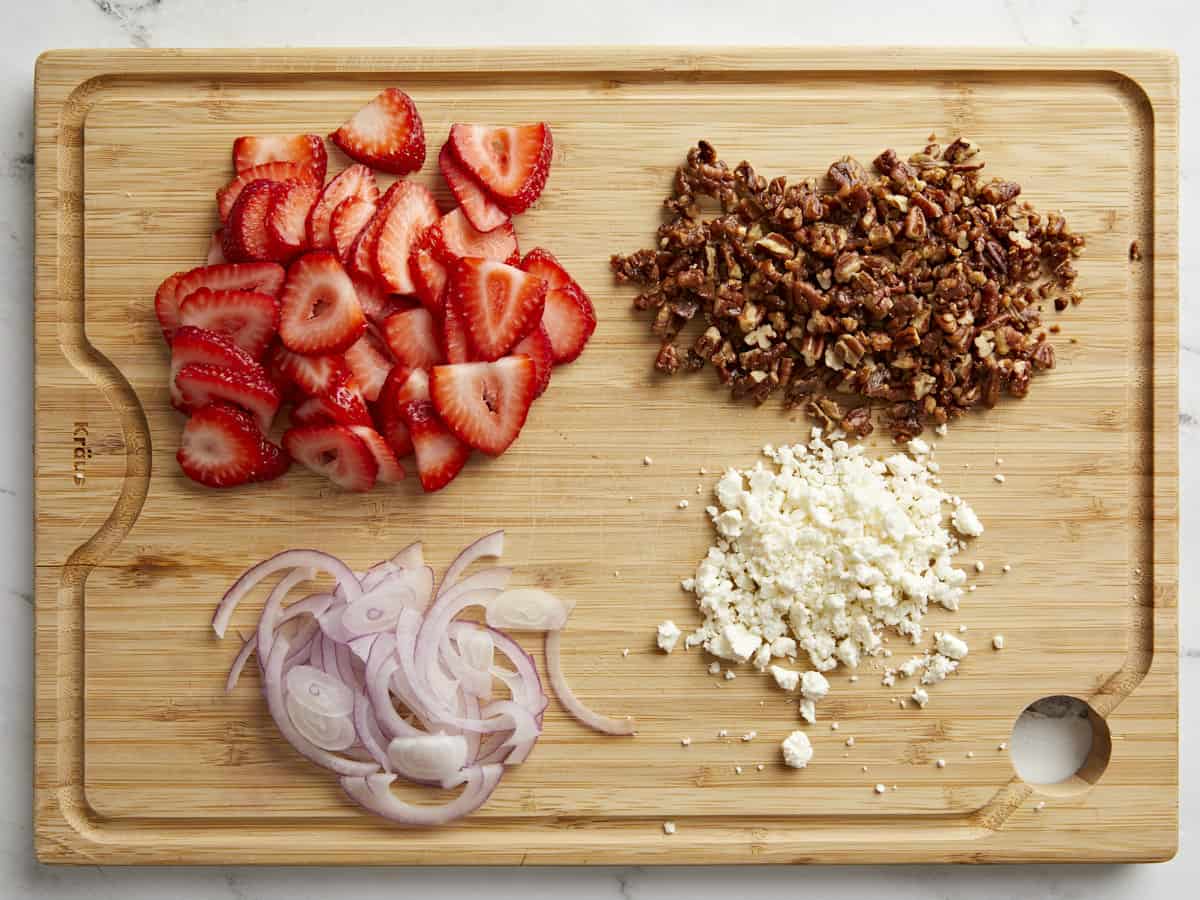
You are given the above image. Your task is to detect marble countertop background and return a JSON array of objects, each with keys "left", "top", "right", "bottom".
[{"left": 2, "top": 1, "right": 1194, "bottom": 896}]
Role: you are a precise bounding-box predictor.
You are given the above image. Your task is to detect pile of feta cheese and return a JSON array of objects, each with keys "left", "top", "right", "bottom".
[{"left": 658, "top": 430, "right": 985, "bottom": 769}]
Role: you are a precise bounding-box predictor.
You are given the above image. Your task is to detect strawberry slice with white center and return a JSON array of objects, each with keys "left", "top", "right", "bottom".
[
  {"left": 401, "top": 399, "right": 471, "bottom": 493},
  {"left": 351, "top": 273, "right": 411, "bottom": 324},
  {"left": 440, "top": 293, "right": 473, "bottom": 364},
  {"left": 217, "top": 161, "right": 317, "bottom": 222},
  {"left": 178, "top": 403, "right": 272, "bottom": 488},
  {"left": 175, "top": 362, "right": 282, "bottom": 433},
  {"left": 222, "top": 179, "right": 277, "bottom": 262},
  {"left": 408, "top": 228, "right": 449, "bottom": 317},
  {"left": 371, "top": 365, "right": 416, "bottom": 458},
  {"left": 438, "top": 143, "right": 509, "bottom": 233},
  {"left": 307, "top": 164, "right": 379, "bottom": 251},
  {"left": 381, "top": 307, "right": 445, "bottom": 370},
  {"left": 270, "top": 345, "right": 349, "bottom": 396},
  {"left": 302, "top": 375, "right": 373, "bottom": 427},
  {"left": 520, "top": 248, "right": 597, "bottom": 364},
  {"left": 448, "top": 123, "right": 552, "bottom": 215},
  {"left": 330, "top": 88, "right": 426, "bottom": 176},
  {"left": 427, "top": 207, "right": 518, "bottom": 269},
  {"left": 207, "top": 230, "right": 227, "bottom": 265},
  {"left": 512, "top": 323, "right": 554, "bottom": 398},
  {"left": 348, "top": 425, "right": 405, "bottom": 483},
  {"left": 232, "top": 134, "right": 327, "bottom": 182},
  {"left": 291, "top": 396, "right": 334, "bottom": 427},
  {"left": 283, "top": 424, "right": 378, "bottom": 492},
  {"left": 430, "top": 356, "right": 536, "bottom": 456},
  {"left": 169, "top": 326, "right": 263, "bottom": 409},
  {"left": 178, "top": 288, "right": 280, "bottom": 359},
  {"left": 345, "top": 180, "right": 404, "bottom": 281},
  {"left": 278, "top": 251, "right": 366, "bottom": 356},
  {"left": 343, "top": 327, "right": 395, "bottom": 403},
  {"left": 448, "top": 257, "right": 547, "bottom": 361},
  {"left": 331, "top": 196, "right": 377, "bottom": 263},
  {"left": 157, "top": 262, "right": 284, "bottom": 341},
  {"left": 250, "top": 436, "right": 292, "bottom": 482},
  {"left": 373, "top": 181, "right": 439, "bottom": 294},
  {"left": 267, "top": 179, "right": 320, "bottom": 261}
]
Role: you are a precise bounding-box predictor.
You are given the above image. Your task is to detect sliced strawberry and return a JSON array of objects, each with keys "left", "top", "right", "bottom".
[
  {"left": 343, "top": 327, "right": 395, "bottom": 402},
  {"left": 520, "top": 249, "right": 597, "bottom": 364},
  {"left": 207, "top": 230, "right": 227, "bottom": 265},
  {"left": 175, "top": 363, "right": 281, "bottom": 433},
  {"left": 169, "top": 326, "right": 262, "bottom": 409},
  {"left": 291, "top": 396, "right": 334, "bottom": 427},
  {"left": 449, "top": 257, "right": 547, "bottom": 361},
  {"left": 270, "top": 345, "right": 348, "bottom": 396},
  {"left": 370, "top": 365, "right": 416, "bottom": 458},
  {"left": 278, "top": 251, "right": 366, "bottom": 356},
  {"left": 330, "top": 88, "right": 426, "bottom": 176},
  {"left": 222, "top": 178, "right": 276, "bottom": 262},
  {"left": 349, "top": 425, "right": 405, "bottom": 483},
  {"left": 512, "top": 324, "right": 554, "bottom": 398},
  {"left": 448, "top": 123, "right": 552, "bottom": 215},
  {"left": 154, "top": 272, "right": 186, "bottom": 339},
  {"left": 430, "top": 357, "right": 535, "bottom": 456},
  {"left": 177, "top": 403, "right": 266, "bottom": 488},
  {"left": 408, "top": 228, "right": 449, "bottom": 316},
  {"left": 428, "top": 207, "right": 518, "bottom": 266},
  {"left": 284, "top": 424, "right": 378, "bottom": 492},
  {"left": 438, "top": 142, "right": 509, "bottom": 232},
  {"left": 307, "top": 164, "right": 380, "bottom": 251},
  {"left": 178, "top": 288, "right": 280, "bottom": 359},
  {"left": 304, "top": 376, "right": 373, "bottom": 427},
  {"left": 346, "top": 181, "right": 404, "bottom": 281},
  {"left": 381, "top": 307, "right": 445, "bottom": 370},
  {"left": 441, "top": 293, "right": 473, "bottom": 364},
  {"left": 351, "top": 273, "right": 410, "bottom": 324},
  {"left": 267, "top": 179, "right": 320, "bottom": 261},
  {"left": 374, "top": 181, "right": 439, "bottom": 294},
  {"left": 217, "top": 162, "right": 317, "bottom": 222},
  {"left": 176, "top": 261, "right": 286, "bottom": 302},
  {"left": 233, "top": 134, "right": 327, "bottom": 182},
  {"left": 250, "top": 437, "right": 292, "bottom": 482},
  {"left": 332, "top": 196, "right": 377, "bottom": 262},
  {"left": 401, "top": 399, "right": 471, "bottom": 492}
]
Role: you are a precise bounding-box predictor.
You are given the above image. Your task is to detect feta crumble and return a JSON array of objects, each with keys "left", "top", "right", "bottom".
[
  {"left": 781, "top": 731, "right": 814, "bottom": 768},
  {"left": 656, "top": 620, "right": 682, "bottom": 653}
]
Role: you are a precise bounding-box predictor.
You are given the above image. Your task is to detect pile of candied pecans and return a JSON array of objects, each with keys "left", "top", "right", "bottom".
[{"left": 611, "top": 138, "right": 1085, "bottom": 440}]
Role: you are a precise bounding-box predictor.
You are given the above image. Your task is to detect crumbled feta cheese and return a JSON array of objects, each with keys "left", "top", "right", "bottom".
[
  {"left": 756, "top": 764, "right": 765, "bottom": 771},
  {"left": 898, "top": 655, "right": 927, "bottom": 678},
  {"left": 707, "top": 661, "right": 722, "bottom": 675},
  {"left": 643, "top": 456, "right": 653, "bottom": 466},
  {"left": 845, "top": 736, "right": 855, "bottom": 747},
  {"left": 622, "top": 648, "right": 630, "bottom": 657},
  {"left": 799, "top": 698, "right": 816, "bottom": 723},
  {"left": 1001, "top": 563, "right": 1011, "bottom": 573},
  {"left": 935, "top": 631, "right": 969, "bottom": 660},
  {"left": 936, "top": 759, "right": 946, "bottom": 768},
  {"left": 723, "top": 670, "right": 736, "bottom": 681},
  {"left": 830, "top": 722, "right": 840, "bottom": 731},
  {"left": 680, "top": 737, "right": 691, "bottom": 746},
  {"left": 656, "top": 620, "right": 682, "bottom": 653},
  {"left": 678, "top": 499, "right": 689, "bottom": 509},
  {"left": 741, "top": 731, "right": 757, "bottom": 742},
  {"left": 922, "top": 653, "right": 959, "bottom": 685},
  {"left": 992, "top": 634, "right": 1006, "bottom": 650},
  {"left": 874, "top": 783, "right": 887, "bottom": 794},
  {"left": 717, "top": 729, "right": 728, "bottom": 737},
  {"left": 734, "top": 765, "right": 743, "bottom": 774},
  {"left": 769, "top": 665, "right": 800, "bottom": 692},
  {"left": 952, "top": 502, "right": 985, "bottom": 537},
  {"left": 993, "top": 473, "right": 1006, "bottom": 483},
  {"left": 781, "top": 731, "right": 814, "bottom": 768},
  {"left": 800, "top": 670, "right": 830, "bottom": 701},
  {"left": 663, "top": 821, "right": 677, "bottom": 834},
  {"left": 911, "top": 686, "right": 930, "bottom": 707},
  {"left": 974, "top": 560, "right": 985, "bottom": 573}
]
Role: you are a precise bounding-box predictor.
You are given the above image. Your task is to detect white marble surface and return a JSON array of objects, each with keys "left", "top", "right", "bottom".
[{"left": 2, "top": 0, "right": 1195, "bottom": 895}]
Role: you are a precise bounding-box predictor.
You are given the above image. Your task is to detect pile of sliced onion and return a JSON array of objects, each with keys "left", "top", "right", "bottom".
[{"left": 214, "top": 531, "right": 634, "bottom": 826}]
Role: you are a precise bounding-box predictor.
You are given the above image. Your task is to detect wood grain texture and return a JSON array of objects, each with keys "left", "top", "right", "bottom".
[{"left": 34, "top": 48, "right": 1178, "bottom": 865}]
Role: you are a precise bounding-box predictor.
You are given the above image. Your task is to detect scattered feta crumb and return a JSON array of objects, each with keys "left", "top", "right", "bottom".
[
  {"left": 1001, "top": 564, "right": 1011, "bottom": 573},
  {"left": 696, "top": 484, "right": 702, "bottom": 494},
  {"left": 998, "top": 742, "right": 1007, "bottom": 751},
  {"left": 718, "top": 729, "right": 728, "bottom": 737},
  {"left": 952, "top": 502, "right": 985, "bottom": 537},
  {"left": 935, "top": 631, "right": 969, "bottom": 661},
  {"left": 995, "top": 457, "right": 1004, "bottom": 465},
  {"left": 958, "top": 624, "right": 968, "bottom": 633},
  {"left": 781, "top": 731, "right": 814, "bottom": 769},
  {"left": 799, "top": 698, "right": 816, "bottom": 723},
  {"left": 643, "top": 456, "right": 653, "bottom": 466},
  {"left": 849, "top": 675, "right": 859, "bottom": 683},
  {"left": 622, "top": 648, "right": 630, "bottom": 657},
  {"left": 756, "top": 764, "right": 765, "bottom": 771},
  {"left": 801, "top": 671, "right": 830, "bottom": 701},
  {"left": 922, "top": 653, "right": 959, "bottom": 684},
  {"left": 874, "top": 783, "right": 887, "bottom": 794},
  {"left": 911, "top": 686, "right": 930, "bottom": 707},
  {"left": 656, "top": 620, "right": 682, "bottom": 653},
  {"left": 936, "top": 759, "right": 946, "bottom": 768},
  {"left": 968, "top": 584, "right": 977, "bottom": 592},
  {"left": 663, "top": 821, "right": 677, "bottom": 834},
  {"left": 723, "top": 670, "right": 736, "bottom": 681},
  {"left": 678, "top": 499, "right": 689, "bottom": 509},
  {"left": 770, "top": 665, "right": 800, "bottom": 692},
  {"left": 741, "top": 731, "right": 757, "bottom": 742},
  {"left": 862, "top": 765, "right": 869, "bottom": 772},
  {"left": 1035, "top": 801, "right": 1046, "bottom": 812},
  {"left": 992, "top": 634, "right": 1006, "bottom": 650},
  {"left": 735, "top": 765, "right": 743, "bottom": 774},
  {"left": 967, "top": 751, "right": 975, "bottom": 758},
  {"left": 708, "top": 662, "right": 722, "bottom": 675},
  {"left": 899, "top": 699, "right": 907, "bottom": 709},
  {"left": 680, "top": 737, "right": 691, "bottom": 747},
  {"left": 993, "top": 473, "right": 1006, "bottom": 483},
  {"left": 627, "top": 496, "right": 634, "bottom": 502},
  {"left": 845, "top": 736, "right": 855, "bottom": 747},
  {"left": 974, "top": 560, "right": 985, "bottom": 573}
]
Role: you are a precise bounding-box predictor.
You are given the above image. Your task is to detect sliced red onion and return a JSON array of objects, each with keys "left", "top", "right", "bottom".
[
  {"left": 225, "top": 635, "right": 258, "bottom": 695},
  {"left": 364, "top": 634, "right": 423, "bottom": 739},
  {"left": 256, "top": 568, "right": 321, "bottom": 665},
  {"left": 387, "top": 734, "right": 469, "bottom": 785},
  {"left": 341, "top": 584, "right": 414, "bottom": 636},
  {"left": 486, "top": 589, "right": 573, "bottom": 631},
  {"left": 446, "top": 624, "right": 494, "bottom": 699},
  {"left": 391, "top": 541, "right": 424, "bottom": 570},
  {"left": 286, "top": 664, "right": 355, "bottom": 719},
  {"left": 545, "top": 631, "right": 636, "bottom": 736},
  {"left": 285, "top": 693, "right": 357, "bottom": 751},
  {"left": 213, "top": 549, "right": 360, "bottom": 638},
  {"left": 456, "top": 626, "right": 495, "bottom": 671},
  {"left": 353, "top": 690, "right": 392, "bottom": 773},
  {"left": 437, "top": 530, "right": 504, "bottom": 600},
  {"left": 333, "top": 641, "right": 363, "bottom": 692},
  {"left": 347, "top": 634, "right": 377, "bottom": 663},
  {"left": 360, "top": 560, "right": 400, "bottom": 593},
  {"left": 339, "top": 765, "right": 504, "bottom": 827}
]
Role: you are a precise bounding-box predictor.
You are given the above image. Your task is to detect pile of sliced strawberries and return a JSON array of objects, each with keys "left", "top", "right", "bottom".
[{"left": 154, "top": 89, "right": 596, "bottom": 493}]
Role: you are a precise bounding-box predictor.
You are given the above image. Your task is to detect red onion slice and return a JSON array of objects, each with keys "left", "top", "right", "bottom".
[
  {"left": 391, "top": 541, "right": 424, "bottom": 570},
  {"left": 486, "top": 589, "right": 573, "bottom": 631},
  {"left": 285, "top": 693, "right": 357, "bottom": 751},
  {"left": 437, "top": 530, "right": 504, "bottom": 600},
  {"left": 365, "top": 634, "right": 424, "bottom": 739},
  {"left": 213, "top": 549, "right": 361, "bottom": 638},
  {"left": 353, "top": 690, "right": 392, "bottom": 773},
  {"left": 254, "top": 568, "right": 318, "bottom": 665},
  {"left": 286, "top": 664, "right": 355, "bottom": 718},
  {"left": 387, "top": 734, "right": 470, "bottom": 785},
  {"left": 341, "top": 584, "right": 414, "bottom": 636},
  {"left": 225, "top": 635, "right": 259, "bottom": 695},
  {"left": 339, "top": 765, "right": 504, "bottom": 827},
  {"left": 545, "top": 631, "right": 636, "bottom": 736}
]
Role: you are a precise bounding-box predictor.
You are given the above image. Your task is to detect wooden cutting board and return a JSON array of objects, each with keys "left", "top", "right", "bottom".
[{"left": 34, "top": 48, "right": 1179, "bottom": 865}]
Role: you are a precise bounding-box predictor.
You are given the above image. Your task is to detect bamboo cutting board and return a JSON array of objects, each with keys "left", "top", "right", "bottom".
[{"left": 34, "top": 48, "right": 1178, "bottom": 865}]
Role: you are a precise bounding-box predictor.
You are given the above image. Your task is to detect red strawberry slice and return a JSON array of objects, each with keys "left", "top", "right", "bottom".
[
  {"left": 217, "top": 162, "right": 317, "bottom": 222},
  {"left": 374, "top": 181, "right": 439, "bottom": 294},
  {"left": 371, "top": 365, "right": 416, "bottom": 457},
  {"left": 178, "top": 288, "right": 280, "bottom": 359},
  {"left": 345, "top": 180, "right": 404, "bottom": 281},
  {"left": 449, "top": 257, "right": 547, "bottom": 361},
  {"left": 267, "top": 179, "right": 320, "bottom": 261},
  {"left": 520, "top": 249, "right": 597, "bottom": 364},
  {"left": 381, "top": 307, "right": 445, "bottom": 370},
  {"left": 512, "top": 324, "right": 554, "bottom": 398},
  {"left": 438, "top": 143, "right": 509, "bottom": 233},
  {"left": 304, "top": 376, "right": 373, "bottom": 427},
  {"left": 270, "top": 345, "right": 348, "bottom": 396},
  {"left": 284, "top": 424, "right": 378, "bottom": 492},
  {"left": 350, "top": 273, "right": 410, "bottom": 325},
  {"left": 156, "top": 262, "right": 284, "bottom": 341},
  {"left": 222, "top": 178, "right": 277, "bottom": 262},
  {"left": 332, "top": 196, "right": 377, "bottom": 262},
  {"left": 177, "top": 403, "right": 267, "bottom": 488},
  {"left": 343, "top": 327, "right": 395, "bottom": 403},
  {"left": 278, "top": 251, "right": 366, "bottom": 356},
  {"left": 291, "top": 396, "right": 334, "bottom": 427},
  {"left": 428, "top": 207, "right": 518, "bottom": 266},
  {"left": 207, "top": 230, "right": 227, "bottom": 265},
  {"left": 448, "top": 123, "right": 552, "bottom": 215},
  {"left": 250, "top": 436, "right": 292, "bottom": 482},
  {"left": 233, "top": 134, "right": 327, "bottom": 182},
  {"left": 330, "top": 88, "right": 426, "bottom": 176},
  {"left": 408, "top": 228, "right": 449, "bottom": 316},
  {"left": 349, "top": 425, "right": 405, "bottom": 483},
  {"left": 440, "top": 293, "right": 473, "bottom": 364},
  {"left": 307, "top": 164, "right": 380, "bottom": 251},
  {"left": 154, "top": 272, "right": 186, "bottom": 339},
  {"left": 175, "top": 362, "right": 282, "bottom": 433},
  {"left": 169, "top": 326, "right": 262, "bottom": 409},
  {"left": 400, "top": 399, "right": 471, "bottom": 492},
  {"left": 429, "top": 356, "right": 536, "bottom": 456}
]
